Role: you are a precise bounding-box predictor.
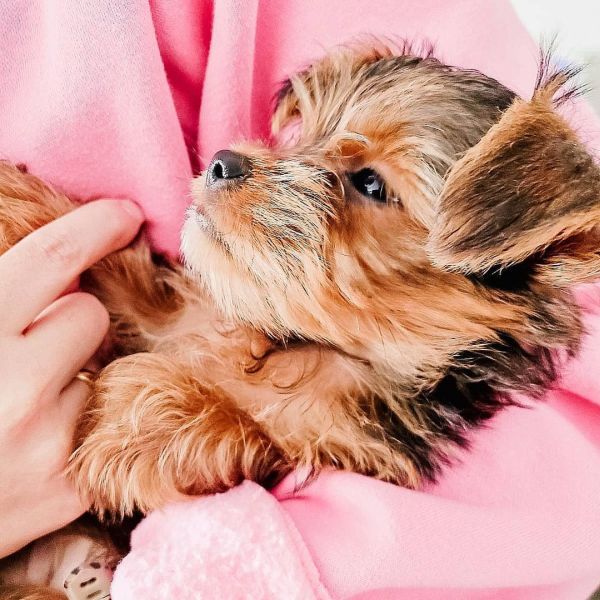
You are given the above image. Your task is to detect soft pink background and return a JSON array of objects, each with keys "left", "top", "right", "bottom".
[{"left": 1, "top": 1, "right": 599, "bottom": 598}]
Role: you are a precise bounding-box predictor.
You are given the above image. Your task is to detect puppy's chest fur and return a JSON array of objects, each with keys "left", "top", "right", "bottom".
[{"left": 150, "top": 297, "right": 381, "bottom": 475}]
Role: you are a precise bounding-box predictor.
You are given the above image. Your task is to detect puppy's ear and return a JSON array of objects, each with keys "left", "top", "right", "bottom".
[
  {"left": 271, "top": 58, "right": 344, "bottom": 137},
  {"left": 272, "top": 76, "right": 304, "bottom": 135},
  {"left": 428, "top": 66, "right": 600, "bottom": 287},
  {"left": 271, "top": 57, "right": 356, "bottom": 137},
  {"left": 271, "top": 45, "right": 397, "bottom": 137}
]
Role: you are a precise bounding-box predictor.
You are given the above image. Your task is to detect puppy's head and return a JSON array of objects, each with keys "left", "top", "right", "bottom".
[{"left": 182, "top": 45, "right": 600, "bottom": 399}]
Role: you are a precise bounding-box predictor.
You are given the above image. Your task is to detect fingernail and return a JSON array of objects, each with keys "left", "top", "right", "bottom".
[{"left": 119, "top": 200, "right": 144, "bottom": 222}]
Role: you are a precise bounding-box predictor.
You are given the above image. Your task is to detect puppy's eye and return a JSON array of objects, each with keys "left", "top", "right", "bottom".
[{"left": 349, "top": 168, "right": 386, "bottom": 202}]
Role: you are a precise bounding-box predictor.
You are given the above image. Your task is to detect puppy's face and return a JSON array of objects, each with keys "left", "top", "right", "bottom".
[{"left": 182, "top": 46, "right": 600, "bottom": 393}]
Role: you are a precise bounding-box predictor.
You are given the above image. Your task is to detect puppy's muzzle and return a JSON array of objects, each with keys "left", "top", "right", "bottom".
[{"left": 206, "top": 150, "right": 251, "bottom": 190}]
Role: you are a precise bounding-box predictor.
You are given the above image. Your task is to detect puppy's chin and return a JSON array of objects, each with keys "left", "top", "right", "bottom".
[
  {"left": 180, "top": 208, "right": 277, "bottom": 331},
  {"left": 181, "top": 207, "right": 233, "bottom": 283},
  {"left": 182, "top": 171, "right": 244, "bottom": 268}
]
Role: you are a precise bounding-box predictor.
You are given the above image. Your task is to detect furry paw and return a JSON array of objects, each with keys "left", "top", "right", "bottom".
[{"left": 68, "top": 353, "right": 284, "bottom": 517}]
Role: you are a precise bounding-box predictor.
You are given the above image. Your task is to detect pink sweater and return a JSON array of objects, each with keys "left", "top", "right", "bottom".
[{"left": 1, "top": 1, "right": 600, "bottom": 598}]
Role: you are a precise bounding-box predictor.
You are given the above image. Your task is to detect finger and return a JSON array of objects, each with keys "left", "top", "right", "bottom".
[
  {"left": 25, "top": 292, "right": 109, "bottom": 392},
  {"left": 1, "top": 480, "right": 86, "bottom": 557},
  {"left": 35, "top": 477, "right": 88, "bottom": 534},
  {"left": 0, "top": 199, "right": 143, "bottom": 335},
  {"left": 58, "top": 374, "right": 95, "bottom": 439},
  {"left": 0, "top": 379, "right": 90, "bottom": 556}
]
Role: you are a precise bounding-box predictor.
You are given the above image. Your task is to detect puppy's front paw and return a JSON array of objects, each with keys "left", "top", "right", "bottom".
[
  {"left": 67, "top": 355, "right": 191, "bottom": 516},
  {"left": 68, "top": 353, "right": 285, "bottom": 517}
]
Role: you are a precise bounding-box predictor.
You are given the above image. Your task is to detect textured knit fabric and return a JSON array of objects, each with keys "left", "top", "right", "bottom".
[
  {"left": 111, "top": 482, "right": 332, "bottom": 600},
  {"left": 1, "top": 1, "right": 600, "bottom": 598}
]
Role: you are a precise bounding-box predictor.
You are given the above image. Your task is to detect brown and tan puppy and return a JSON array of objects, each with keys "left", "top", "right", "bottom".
[{"left": 1, "top": 44, "right": 600, "bottom": 597}]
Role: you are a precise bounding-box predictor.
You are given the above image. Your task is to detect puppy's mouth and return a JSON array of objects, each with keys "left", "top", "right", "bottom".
[
  {"left": 189, "top": 203, "right": 212, "bottom": 230},
  {"left": 186, "top": 203, "right": 228, "bottom": 248}
]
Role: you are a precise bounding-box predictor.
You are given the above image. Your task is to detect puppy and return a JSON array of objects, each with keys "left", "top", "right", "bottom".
[{"left": 2, "top": 43, "right": 600, "bottom": 597}]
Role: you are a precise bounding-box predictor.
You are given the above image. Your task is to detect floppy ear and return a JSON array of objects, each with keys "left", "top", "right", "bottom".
[
  {"left": 271, "top": 76, "right": 304, "bottom": 135},
  {"left": 428, "top": 66, "right": 600, "bottom": 287},
  {"left": 271, "top": 44, "right": 406, "bottom": 137}
]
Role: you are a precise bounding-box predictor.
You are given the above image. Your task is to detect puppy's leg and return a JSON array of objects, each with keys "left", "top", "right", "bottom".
[
  {"left": 0, "top": 161, "right": 187, "bottom": 355},
  {"left": 80, "top": 242, "right": 189, "bottom": 356},
  {"left": 68, "top": 352, "right": 286, "bottom": 516},
  {"left": 0, "top": 162, "right": 75, "bottom": 255}
]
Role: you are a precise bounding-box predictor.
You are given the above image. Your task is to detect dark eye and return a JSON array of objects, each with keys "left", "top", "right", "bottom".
[{"left": 349, "top": 168, "right": 386, "bottom": 202}]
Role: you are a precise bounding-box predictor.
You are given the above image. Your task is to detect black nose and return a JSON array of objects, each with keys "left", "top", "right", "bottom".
[{"left": 206, "top": 150, "right": 250, "bottom": 186}]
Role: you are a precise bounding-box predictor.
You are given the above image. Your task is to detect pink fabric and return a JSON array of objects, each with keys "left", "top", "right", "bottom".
[
  {"left": 1, "top": 1, "right": 600, "bottom": 598},
  {"left": 111, "top": 481, "right": 332, "bottom": 600}
]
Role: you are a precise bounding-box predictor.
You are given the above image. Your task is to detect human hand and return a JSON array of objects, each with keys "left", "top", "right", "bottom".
[{"left": 0, "top": 199, "right": 143, "bottom": 557}]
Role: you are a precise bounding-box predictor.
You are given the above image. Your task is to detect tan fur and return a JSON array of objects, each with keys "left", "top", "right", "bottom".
[
  {"left": 1, "top": 45, "right": 600, "bottom": 599},
  {"left": 428, "top": 71, "right": 600, "bottom": 279},
  {"left": 0, "top": 586, "right": 65, "bottom": 600}
]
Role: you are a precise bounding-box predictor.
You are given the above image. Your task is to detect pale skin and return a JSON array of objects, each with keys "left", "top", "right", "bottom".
[{"left": 0, "top": 199, "right": 143, "bottom": 558}]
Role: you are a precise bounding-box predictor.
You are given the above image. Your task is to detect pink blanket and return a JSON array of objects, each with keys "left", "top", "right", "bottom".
[{"left": 1, "top": 1, "right": 600, "bottom": 598}]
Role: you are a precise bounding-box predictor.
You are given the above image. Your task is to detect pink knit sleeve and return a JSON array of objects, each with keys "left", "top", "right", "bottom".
[
  {"left": 111, "top": 482, "right": 333, "bottom": 600},
  {"left": 0, "top": 1, "right": 196, "bottom": 255}
]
